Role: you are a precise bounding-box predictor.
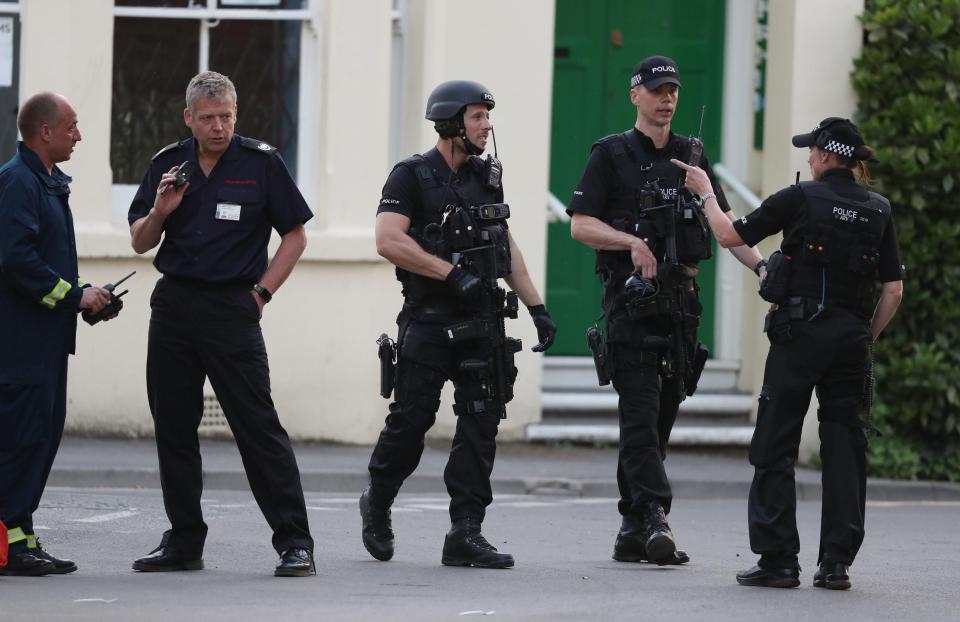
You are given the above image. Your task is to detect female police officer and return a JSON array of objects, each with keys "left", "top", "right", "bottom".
[{"left": 673, "top": 117, "right": 904, "bottom": 590}]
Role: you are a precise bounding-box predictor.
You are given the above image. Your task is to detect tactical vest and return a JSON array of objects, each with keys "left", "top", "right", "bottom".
[
  {"left": 395, "top": 153, "right": 506, "bottom": 305},
  {"left": 782, "top": 181, "right": 890, "bottom": 314},
  {"left": 595, "top": 131, "right": 713, "bottom": 283}
]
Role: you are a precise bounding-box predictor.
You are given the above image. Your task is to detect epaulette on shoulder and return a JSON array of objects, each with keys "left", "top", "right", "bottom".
[
  {"left": 152, "top": 140, "right": 184, "bottom": 160},
  {"left": 595, "top": 132, "right": 625, "bottom": 148},
  {"left": 239, "top": 136, "right": 278, "bottom": 155}
]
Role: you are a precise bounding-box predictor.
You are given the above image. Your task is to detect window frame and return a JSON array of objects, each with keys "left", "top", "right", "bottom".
[{"left": 110, "top": 0, "right": 319, "bottom": 224}]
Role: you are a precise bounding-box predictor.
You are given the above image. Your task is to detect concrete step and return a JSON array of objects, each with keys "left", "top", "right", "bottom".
[
  {"left": 525, "top": 420, "right": 755, "bottom": 447},
  {"left": 537, "top": 356, "right": 755, "bottom": 447},
  {"left": 544, "top": 356, "right": 740, "bottom": 394}
]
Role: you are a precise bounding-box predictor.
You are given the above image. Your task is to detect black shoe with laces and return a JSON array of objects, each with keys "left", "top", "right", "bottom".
[
  {"left": 640, "top": 501, "right": 677, "bottom": 564},
  {"left": 132, "top": 542, "right": 204, "bottom": 572},
  {"left": 31, "top": 539, "right": 78, "bottom": 574},
  {"left": 0, "top": 550, "right": 56, "bottom": 576},
  {"left": 613, "top": 514, "right": 689, "bottom": 565},
  {"left": 813, "top": 561, "right": 851, "bottom": 590},
  {"left": 441, "top": 518, "right": 514, "bottom": 569},
  {"left": 274, "top": 547, "right": 316, "bottom": 577},
  {"left": 359, "top": 487, "right": 395, "bottom": 561}
]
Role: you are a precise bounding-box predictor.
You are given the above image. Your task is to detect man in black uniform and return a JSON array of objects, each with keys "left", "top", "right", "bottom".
[
  {"left": 128, "top": 71, "right": 315, "bottom": 577},
  {"left": 569, "top": 56, "right": 765, "bottom": 565},
  {"left": 676, "top": 117, "right": 904, "bottom": 589},
  {"left": 360, "top": 80, "right": 557, "bottom": 569}
]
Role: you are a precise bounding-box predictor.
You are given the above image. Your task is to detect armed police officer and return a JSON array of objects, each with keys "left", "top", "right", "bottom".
[
  {"left": 568, "top": 56, "right": 764, "bottom": 566},
  {"left": 360, "top": 80, "right": 557, "bottom": 569},
  {"left": 676, "top": 117, "right": 904, "bottom": 590},
  {"left": 128, "top": 71, "right": 315, "bottom": 577}
]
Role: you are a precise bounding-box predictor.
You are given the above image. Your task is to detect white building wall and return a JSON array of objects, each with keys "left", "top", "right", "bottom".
[
  {"left": 14, "top": 0, "right": 555, "bottom": 443},
  {"left": 13, "top": 0, "right": 865, "bottom": 449}
]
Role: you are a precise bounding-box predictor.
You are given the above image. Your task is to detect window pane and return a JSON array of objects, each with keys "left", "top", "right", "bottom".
[
  {"left": 209, "top": 19, "right": 300, "bottom": 176},
  {"left": 115, "top": 1, "right": 192, "bottom": 7},
  {"left": 0, "top": 14, "right": 19, "bottom": 164},
  {"left": 111, "top": 17, "right": 198, "bottom": 183}
]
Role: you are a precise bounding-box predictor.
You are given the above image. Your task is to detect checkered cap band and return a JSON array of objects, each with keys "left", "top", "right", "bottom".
[
  {"left": 824, "top": 140, "right": 854, "bottom": 157},
  {"left": 631, "top": 74, "right": 643, "bottom": 88}
]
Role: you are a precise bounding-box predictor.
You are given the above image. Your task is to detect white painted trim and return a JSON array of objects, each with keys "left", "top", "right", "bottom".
[
  {"left": 112, "top": 7, "right": 312, "bottom": 20},
  {"left": 547, "top": 191, "right": 570, "bottom": 223},
  {"left": 541, "top": 391, "right": 754, "bottom": 414},
  {"left": 713, "top": 0, "right": 758, "bottom": 364},
  {"left": 0, "top": 4, "right": 19, "bottom": 15}
]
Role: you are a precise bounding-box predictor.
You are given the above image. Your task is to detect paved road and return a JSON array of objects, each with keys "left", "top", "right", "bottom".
[{"left": 3, "top": 487, "right": 957, "bottom": 621}]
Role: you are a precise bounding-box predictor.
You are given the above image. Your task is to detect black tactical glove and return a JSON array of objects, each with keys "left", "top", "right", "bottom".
[
  {"left": 527, "top": 304, "right": 557, "bottom": 352},
  {"left": 445, "top": 266, "right": 482, "bottom": 301}
]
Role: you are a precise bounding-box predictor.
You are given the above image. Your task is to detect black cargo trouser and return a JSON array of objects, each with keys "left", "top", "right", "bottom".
[
  {"left": 368, "top": 310, "right": 508, "bottom": 522},
  {"left": 748, "top": 308, "right": 870, "bottom": 569},
  {"left": 0, "top": 351, "right": 68, "bottom": 541},
  {"left": 610, "top": 339, "right": 680, "bottom": 518},
  {"left": 146, "top": 277, "right": 313, "bottom": 556}
]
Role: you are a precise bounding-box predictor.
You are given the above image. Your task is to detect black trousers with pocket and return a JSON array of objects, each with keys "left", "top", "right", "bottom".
[
  {"left": 146, "top": 276, "right": 313, "bottom": 556},
  {"left": 748, "top": 308, "right": 871, "bottom": 569}
]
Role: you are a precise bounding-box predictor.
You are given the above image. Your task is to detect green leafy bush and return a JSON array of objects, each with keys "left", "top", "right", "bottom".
[{"left": 852, "top": 0, "right": 960, "bottom": 480}]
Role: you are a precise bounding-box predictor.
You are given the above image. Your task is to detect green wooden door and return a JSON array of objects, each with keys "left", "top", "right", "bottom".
[{"left": 547, "top": 0, "right": 727, "bottom": 355}]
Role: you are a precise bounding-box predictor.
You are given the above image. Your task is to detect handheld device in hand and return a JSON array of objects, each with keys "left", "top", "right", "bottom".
[
  {"left": 82, "top": 271, "right": 136, "bottom": 326},
  {"left": 159, "top": 161, "right": 195, "bottom": 195}
]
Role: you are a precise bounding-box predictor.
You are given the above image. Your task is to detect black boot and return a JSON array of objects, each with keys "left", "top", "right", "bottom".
[
  {"left": 0, "top": 550, "right": 55, "bottom": 576},
  {"left": 640, "top": 501, "right": 677, "bottom": 564},
  {"left": 813, "top": 561, "right": 851, "bottom": 590},
  {"left": 359, "top": 486, "right": 395, "bottom": 561},
  {"left": 613, "top": 514, "right": 689, "bottom": 565},
  {"left": 31, "top": 538, "right": 78, "bottom": 575},
  {"left": 441, "top": 518, "right": 514, "bottom": 569}
]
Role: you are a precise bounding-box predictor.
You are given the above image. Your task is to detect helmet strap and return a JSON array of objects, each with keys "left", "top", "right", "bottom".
[{"left": 457, "top": 112, "right": 485, "bottom": 156}]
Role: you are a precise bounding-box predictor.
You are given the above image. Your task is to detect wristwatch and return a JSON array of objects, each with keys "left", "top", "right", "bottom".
[
  {"left": 251, "top": 283, "right": 273, "bottom": 303},
  {"left": 753, "top": 259, "right": 768, "bottom": 276}
]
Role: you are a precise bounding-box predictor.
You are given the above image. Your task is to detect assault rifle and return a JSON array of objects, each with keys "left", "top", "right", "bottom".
[
  {"left": 441, "top": 204, "right": 522, "bottom": 415},
  {"left": 637, "top": 107, "right": 710, "bottom": 402}
]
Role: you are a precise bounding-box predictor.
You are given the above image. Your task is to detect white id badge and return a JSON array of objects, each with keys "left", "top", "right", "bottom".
[{"left": 215, "top": 202, "right": 242, "bottom": 221}]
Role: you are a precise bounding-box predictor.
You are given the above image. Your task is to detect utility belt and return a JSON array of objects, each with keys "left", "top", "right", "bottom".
[{"left": 763, "top": 296, "right": 826, "bottom": 344}]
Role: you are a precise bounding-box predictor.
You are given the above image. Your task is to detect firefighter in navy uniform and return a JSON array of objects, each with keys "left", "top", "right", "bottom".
[
  {"left": 569, "top": 56, "right": 765, "bottom": 565},
  {"left": 128, "top": 72, "right": 315, "bottom": 577},
  {"left": 360, "top": 80, "right": 557, "bottom": 568},
  {"left": 0, "top": 93, "right": 113, "bottom": 577},
  {"left": 677, "top": 117, "right": 904, "bottom": 590}
]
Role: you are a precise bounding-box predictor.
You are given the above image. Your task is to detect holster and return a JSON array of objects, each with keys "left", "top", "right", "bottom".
[
  {"left": 685, "top": 342, "right": 709, "bottom": 397},
  {"left": 758, "top": 250, "right": 793, "bottom": 304},
  {"left": 376, "top": 333, "right": 397, "bottom": 398},
  {"left": 586, "top": 324, "right": 611, "bottom": 386}
]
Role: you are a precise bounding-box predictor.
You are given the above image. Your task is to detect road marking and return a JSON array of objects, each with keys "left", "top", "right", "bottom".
[
  {"left": 74, "top": 510, "right": 139, "bottom": 523},
  {"left": 305, "top": 506, "right": 346, "bottom": 511}
]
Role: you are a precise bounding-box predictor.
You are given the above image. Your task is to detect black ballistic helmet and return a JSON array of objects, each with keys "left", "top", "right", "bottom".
[{"left": 425, "top": 80, "right": 495, "bottom": 138}]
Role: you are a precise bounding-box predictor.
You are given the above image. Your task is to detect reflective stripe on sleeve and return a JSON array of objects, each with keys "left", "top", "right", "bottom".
[{"left": 40, "top": 278, "right": 72, "bottom": 309}]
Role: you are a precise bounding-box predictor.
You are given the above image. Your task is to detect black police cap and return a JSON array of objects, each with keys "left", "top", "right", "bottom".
[
  {"left": 792, "top": 117, "right": 874, "bottom": 160},
  {"left": 630, "top": 56, "right": 681, "bottom": 90}
]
